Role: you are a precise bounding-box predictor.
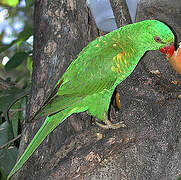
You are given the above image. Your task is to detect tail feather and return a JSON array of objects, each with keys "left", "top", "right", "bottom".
[
  {"left": 37, "top": 95, "right": 84, "bottom": 118},
  {"left": 7, "top": 109, "right": 70, "bottom": 179}
]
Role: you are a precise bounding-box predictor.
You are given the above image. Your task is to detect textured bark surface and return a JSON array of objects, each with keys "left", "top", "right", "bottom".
[
  {"left": 14, "top": 0, "right": 181, "bottom": 179},
  {"left": 110, "top": 0, "right": 132, "bottom": 26},
  {"left": 14, "top": 0, "right": 99, "bottom": 179}
]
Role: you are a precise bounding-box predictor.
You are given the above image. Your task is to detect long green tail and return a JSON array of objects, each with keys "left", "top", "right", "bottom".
[{"left": 7, "top": 109, "right": 71, "bottom": 179}]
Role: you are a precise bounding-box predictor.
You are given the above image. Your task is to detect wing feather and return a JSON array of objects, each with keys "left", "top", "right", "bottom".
[{"left": 38, "top": 35, "right": 121, "bottom": 117}]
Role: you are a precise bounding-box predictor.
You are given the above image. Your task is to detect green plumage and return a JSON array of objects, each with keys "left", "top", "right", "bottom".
[{"left": 8, "top": 20, "right": 175, "bottom": 179}]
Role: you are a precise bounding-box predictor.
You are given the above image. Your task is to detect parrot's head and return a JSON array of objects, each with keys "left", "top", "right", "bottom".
[{"left": 137, "top": 20, "right": 175, "bottom": 57}]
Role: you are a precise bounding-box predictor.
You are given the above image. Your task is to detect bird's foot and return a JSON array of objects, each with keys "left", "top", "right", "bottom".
[{"left": 95, "top": 119, "right": 126, "bottom": 129}]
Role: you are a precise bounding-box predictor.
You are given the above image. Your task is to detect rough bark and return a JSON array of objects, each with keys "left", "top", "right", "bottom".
[
  {"left": 110, "top": 0, "right": 132, "bottom": 27},
  {"left": 14, "top": 0, "right": 181, "bottom": 179},
  {"left": 14, "top": 0, "right": 99, "bottom": 179}
]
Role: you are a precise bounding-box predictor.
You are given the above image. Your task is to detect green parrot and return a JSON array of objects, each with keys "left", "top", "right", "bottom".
[{"left": 8, "top": 19, "right": 175, "bottom": 179}]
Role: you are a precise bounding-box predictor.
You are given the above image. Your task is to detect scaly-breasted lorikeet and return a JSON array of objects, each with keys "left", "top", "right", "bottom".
[{"left": 8, "top": 19, "right": 175, "bottom": 179}]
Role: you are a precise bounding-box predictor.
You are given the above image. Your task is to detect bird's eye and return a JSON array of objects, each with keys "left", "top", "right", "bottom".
[{"left": 154, "top": 36, "right": 161, "bottom": 42}]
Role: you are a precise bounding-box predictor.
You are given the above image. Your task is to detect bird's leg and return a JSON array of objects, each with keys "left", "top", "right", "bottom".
[
  {"left": 94, "top": 89, "right": 126, "bottom": 129},
  {"left": 95, "top": 91, "right": 126, "bottom": 129},
  {"left": 95, "top": 119, "right": 126, "bottom": 129}
]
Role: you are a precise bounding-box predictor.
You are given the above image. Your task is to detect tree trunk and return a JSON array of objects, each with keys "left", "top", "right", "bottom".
[
  {"left": 14, "top": 0, "right": 181, "bottom": 179},
  {"left": 110, "top": 0, "right": 132, "bottom": 26},
  {"left": 14, "top": 0, "right": 99, "bottom": 179}
]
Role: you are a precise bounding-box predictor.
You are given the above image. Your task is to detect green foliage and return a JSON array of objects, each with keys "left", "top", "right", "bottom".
[
  {"left": 5, "top": 52, "right": 30, "bottom": 72},
  {"left": 0, "top": 86, "right": 29, "bottom": 179},
  {"left": 25, "top": 0, "right": 34, "bottom": 7},
  {"left": 0, "top": 122, "right": 18, "bottom": 177},
  {"left": 0, "top": 40, "right": 17, "bottom": 54},
  {"left": 0, "top": 122, "right": 13, "bottom": 149},
  {"left": 0, "top": 87, "right": 29, "bottom": 120},
  {"left": 18, "top": 25, "right": 33, "bottom": 42},
  {"left": 0, "top": 0, "right": 34, "bottom": 179},
  {"left": 0, "top": 0, "right": 19, "bottom": 7},
  {"left": 27, "top": 55, "right": 33, "bottom": 75},
  {"left": 10, "top": 101, "right": 21, "bottom": 137}
]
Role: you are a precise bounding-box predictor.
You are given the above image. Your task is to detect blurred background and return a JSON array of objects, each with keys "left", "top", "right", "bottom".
[
  {"left": 0, "top": 1, "right": 33, "bottom": 179},
  {"left": 0, "top": 0, "right": 33, "bottom": 88}
]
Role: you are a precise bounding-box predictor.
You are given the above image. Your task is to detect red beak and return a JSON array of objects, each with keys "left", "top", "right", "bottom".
[{"left": 159, "top": 44, "right": 175, "bottom": 58}]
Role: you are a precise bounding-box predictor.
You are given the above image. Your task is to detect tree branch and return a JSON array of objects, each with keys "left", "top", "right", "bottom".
[
  {"left": 0, "top": 134, "right": 21, "bottom": 150},
  {"left": 110, "top": 0, "right": 132, "bottom": 27},
  {"left": 0, "top": 77, "right": 14, "bottom": 90}
]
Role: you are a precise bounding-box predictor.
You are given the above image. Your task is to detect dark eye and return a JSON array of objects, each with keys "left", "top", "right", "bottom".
[{"left": 154, "top": 36, "right": 161, "bottom": 42}]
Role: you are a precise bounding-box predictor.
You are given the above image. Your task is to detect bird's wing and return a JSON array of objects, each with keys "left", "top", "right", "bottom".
[
  {"left": 59, "top": 35, "right": 120, "bottom": 96},
  {"left": 38, "top": 35, "right": 122, "bottom": 117}
]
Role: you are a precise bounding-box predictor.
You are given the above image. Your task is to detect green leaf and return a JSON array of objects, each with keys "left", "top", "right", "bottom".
[
  {"left": 0, "top": 121, "right": 13, "bottom": 147},
  {"left": 0, "top": 121, "right": 14, "bottom": 177},
  {"left": 0, "top": 0, "right": 19, "bottom": 7},
  {"left": 0, "top": 122, "right": 18, "bottom": 176},
  {"left": 0, "top": 173, "right": 6, "bottom": 180},
  {"left": 27, "top": 55, "right": 33, "bottom": 75},
  {"left": 0, "top": 26, "right": 33, "bottom": 54},
  {"left": 0, "top": 40, "right": 17, "bottom": 54},
  {"left": 20, "top": 97, "right": 27, "bottom": 124},
  {"left": 10, "top": 96, "right": 27, "bottom": 137},
  {"left": 0, "top": 115, "right": 2, "bottom": 125},
  {"left": 18, "top": 25, "right": 33, "bottom": 42},
  {"left": 0, "top": 87, "right": 29, "bottom": 121},
  {"left": 25, "top": 0, "right": 34, "bottom": 7},
  {"left": 0, "top": 146, "right": 18, "bottom": 177},
  {"left": 10, "top": 101, "right": 21, "bottom": 137},
  {"left": 5, "top": 52, "right": 29, "bottom": 72}
]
